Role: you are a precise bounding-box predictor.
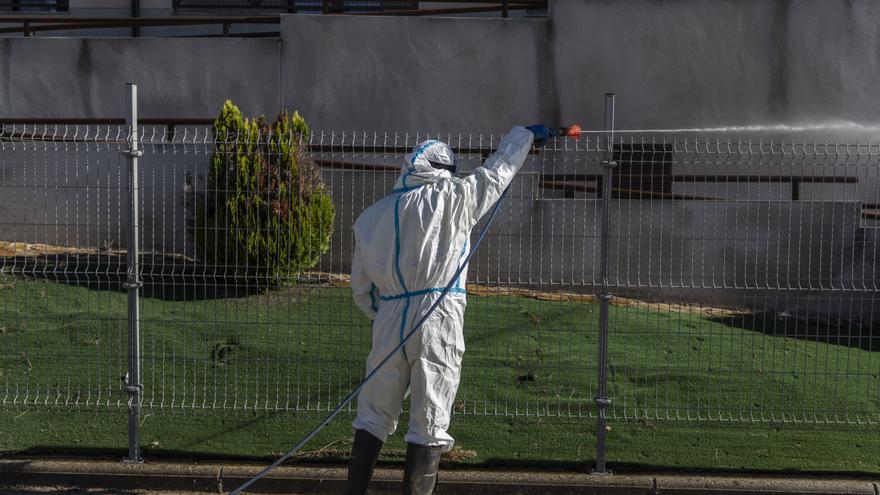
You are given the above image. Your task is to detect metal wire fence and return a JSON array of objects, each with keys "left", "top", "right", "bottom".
[{"left": 1, "top": 111, "right": 879, "bottom": 459}]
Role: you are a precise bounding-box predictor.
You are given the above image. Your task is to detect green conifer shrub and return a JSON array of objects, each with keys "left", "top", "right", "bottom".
[{"left": 197, "top": 100, "right": 335, "bottom": 285}]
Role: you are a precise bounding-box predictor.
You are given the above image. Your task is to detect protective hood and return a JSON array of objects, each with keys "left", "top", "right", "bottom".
[{"left": 393, "top": 140, "right": 455, "bottom": 193}]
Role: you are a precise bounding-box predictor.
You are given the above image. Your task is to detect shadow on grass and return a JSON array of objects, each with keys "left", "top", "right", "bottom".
[
  {"left": 1, "top": 253, "right": 286, "bottom": 301},
  {"left": 10, "top": 445, "right": 349, "bottom": 466},
  {"left": 0, "top": 475, "right": 143, "bottom": 495},
  {"left": 708, "top": 311, "right": 879, "bottom": 352}
]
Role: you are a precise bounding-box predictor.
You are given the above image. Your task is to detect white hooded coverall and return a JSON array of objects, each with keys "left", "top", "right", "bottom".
[{"left": 350, "top": 126, "right": 534, "bottom": 450}]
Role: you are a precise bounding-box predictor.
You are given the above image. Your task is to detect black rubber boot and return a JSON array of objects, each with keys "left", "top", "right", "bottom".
[
  {"left": 344, "top": 429, "right": 384, "bottom": 495},
  {"left": 402, "top": 443, "right": 442, "bottom": 495}
]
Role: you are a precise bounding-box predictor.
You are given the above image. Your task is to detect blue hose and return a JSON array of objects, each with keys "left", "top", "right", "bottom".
[{"left": 229, "top": 186, "right": 512, "bottom": 494}]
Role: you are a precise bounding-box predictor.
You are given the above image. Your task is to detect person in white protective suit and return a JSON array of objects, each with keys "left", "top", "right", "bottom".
[{"left": 344, "top": 125, "right": 551, "bottom": 495}]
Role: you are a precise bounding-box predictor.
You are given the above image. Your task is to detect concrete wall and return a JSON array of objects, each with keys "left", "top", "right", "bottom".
[
  {"left": 5, "top": 0, "right": 880, "bottom": 129},
  {"left": 0, "top": 38, "right": 281, "bottom": 118},
  {"left": 280, "top": 15, "right": 556, "bottom": 133},
  {"left": 279, "top": 0, "right": 880, "bottom": 131},
  {"left": 552, "top": 0, "right": 880, "bottom": 131},
  {"left": 0, "top": 146, "right": 199, "bottom": 256}
]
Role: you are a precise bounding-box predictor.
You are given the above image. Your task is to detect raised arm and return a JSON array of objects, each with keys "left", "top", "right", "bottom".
[
  {"left": 351, "top": 242, "right": 379, "bottom": 320},
  {"left": 462, "top": 126, "right": 534, "bottom": 222}
]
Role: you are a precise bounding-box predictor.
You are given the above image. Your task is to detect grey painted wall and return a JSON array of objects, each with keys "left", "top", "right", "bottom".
[
  {"left": 0, "top": 38, "right": 282, "bottom": 118},
  {"left": 551, "top": 0, "right": 880, "bottom": 131},
  {"left": 281, "top": 0, "right": 880, "bottom": 132},
  {"left": 0, "top": 145, "right": 195, "bottom": 256},
  {"left": 280, "top": 15, "right": 556, "bottom": 133},
  {"left": 5, "top": 1, "right": 880, "bottom": 129}
]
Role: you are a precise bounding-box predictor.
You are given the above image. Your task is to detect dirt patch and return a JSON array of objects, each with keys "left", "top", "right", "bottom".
[
  {"left": 469, "top": 285, "right": 742, "bottom": 317},
  {"left": 317, "top": 272, "right": 743, "bottom": 318},
  {"left": 225, "top": 285, "right": 305, "bottom": 305},
  {"left": 0, "top": 241, "right": 106, "bottom": 257},
  {"left": 285, "top": 440, "right": 477, "bottom": 462}
]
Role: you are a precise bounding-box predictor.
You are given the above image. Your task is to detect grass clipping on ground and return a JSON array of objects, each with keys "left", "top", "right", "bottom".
[{"left": 285, "top": 437, "right": 476, "bottom": 462}]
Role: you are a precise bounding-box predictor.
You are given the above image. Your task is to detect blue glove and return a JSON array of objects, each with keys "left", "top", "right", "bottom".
[{"left": 525, "top": 124, "right": 551, "bottom": 147}]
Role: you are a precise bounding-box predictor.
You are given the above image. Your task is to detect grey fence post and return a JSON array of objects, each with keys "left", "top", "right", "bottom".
[
  {"left": 593, "top": 92, "right": 616, "bottom": 475},
  {"left": 122, "top": 82, "right": 144, "bottom": 464}
]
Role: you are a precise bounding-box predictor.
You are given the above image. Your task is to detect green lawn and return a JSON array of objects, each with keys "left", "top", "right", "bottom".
[{"left": 1, "top": 277, "right": 879, "bottom": 474}]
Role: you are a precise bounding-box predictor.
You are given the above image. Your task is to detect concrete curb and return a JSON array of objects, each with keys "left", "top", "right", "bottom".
[{"left": 1, "top": 459, "right": 878, "bottom": 494}]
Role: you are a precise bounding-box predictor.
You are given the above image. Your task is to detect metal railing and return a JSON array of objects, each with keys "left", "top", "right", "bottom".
[
  {"left": 1, "top": 89, "right": 878, "bottom": 466},
  {"left": 0, "top": 15, "right": 281, "bottom": 37},
  {"left": 172, "top": 0, "right": 544, "bottom": 17},
  {"left": 0, "top": 0, "right": 68, "bottom": 13},
  {"left": 0, "top": 0, "right": 547, "bottom": 36},
  {"left": 172, "top": 0, "right": 418, "bottom": 14}
]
